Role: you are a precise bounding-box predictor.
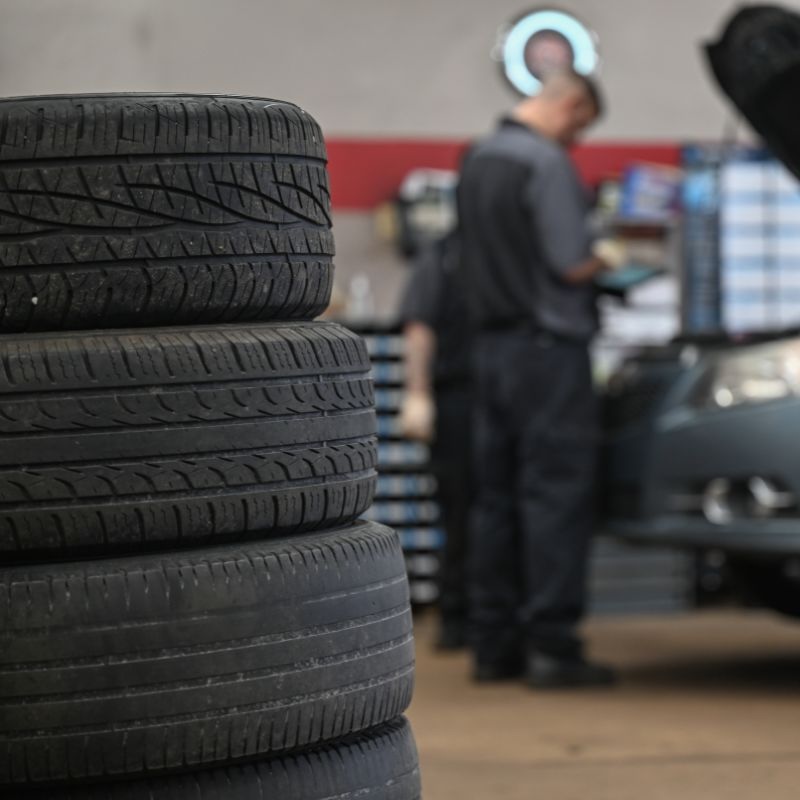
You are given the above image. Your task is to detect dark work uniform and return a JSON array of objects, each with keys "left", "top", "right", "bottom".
[
  {"left": 399, "top": 232, "right": 472, "bottom": 634},
  {"left": 457, "top": 118, "right": 599, "bottom": 665}
]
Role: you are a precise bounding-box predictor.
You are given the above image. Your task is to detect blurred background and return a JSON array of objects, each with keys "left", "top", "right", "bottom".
[
  {"left": 0, "top": 0, "right": 758, "bottom": 314},
  {"left": 5, "top": 1, "right": 800, "bottom": 798}
]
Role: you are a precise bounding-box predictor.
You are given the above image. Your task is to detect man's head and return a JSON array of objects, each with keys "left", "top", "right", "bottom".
[{"left": 513, "top": 70, "right": 603, "bottom": 146}]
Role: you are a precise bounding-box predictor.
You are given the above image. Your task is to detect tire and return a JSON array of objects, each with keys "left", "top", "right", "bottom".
[
  {"left": 0, "top": 521, "right": 415, "bottom": 785},
  {"left": 728, "top": 557, "right": 800, "bottom": 618},
  {"left": 0, "top": 321, "right": 376, "bottom": 558},
  {"left": 0, "top": 94, "right": 333, "bottom": 332},
  {"left": 7, "top": 719, "right": 420, "bottom": 800}
]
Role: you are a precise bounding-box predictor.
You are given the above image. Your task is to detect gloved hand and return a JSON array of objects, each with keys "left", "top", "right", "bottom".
[
  {"left": 399, "top": 390, "right": 436, "bottom": 443},
  {"left": 592, "top": 238, "right": 629, "bottom": 271}
]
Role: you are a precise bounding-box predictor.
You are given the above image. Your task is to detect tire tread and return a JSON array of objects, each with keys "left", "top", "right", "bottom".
[
  {"left": 0, "top": 95, "right": 333, "bottom": 331},
  {"left": 0, "top": 523, "right": 414, "bottom": 785}
]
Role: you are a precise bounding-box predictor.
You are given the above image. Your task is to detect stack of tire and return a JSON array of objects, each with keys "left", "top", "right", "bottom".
[{"left": 0, "top": 95, "right": 419, "bottom": 799}]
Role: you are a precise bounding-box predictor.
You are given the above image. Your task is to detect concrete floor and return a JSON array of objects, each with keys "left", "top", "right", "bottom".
[{"left": 407, "top": 610, "right": 800, "bottom": 799}]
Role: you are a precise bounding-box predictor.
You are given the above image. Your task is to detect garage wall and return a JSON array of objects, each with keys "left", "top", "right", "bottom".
[
  {"left": 0, "top": 0, "right": 789, "bottom": 317},
  {"left": 0, "top": 0, "right": 793, "bottom": 141}
]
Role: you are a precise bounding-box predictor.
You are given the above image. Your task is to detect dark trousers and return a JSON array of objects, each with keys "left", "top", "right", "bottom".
[
  {"left": 431, "top": 384, "right": 471, "bottom": 628},
  {"left": 470, "top": 330, "right": 597, "bottom": 663}
]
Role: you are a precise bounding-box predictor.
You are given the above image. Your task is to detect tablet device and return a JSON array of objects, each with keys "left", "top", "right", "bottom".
[{"left": 595, "top": 264, "right": 665, "bottom": 293}]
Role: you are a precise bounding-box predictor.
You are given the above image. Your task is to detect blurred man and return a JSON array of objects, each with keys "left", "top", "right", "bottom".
[
  {"left": 399, "top": 230, "right": 472, "bottom": 649},
  {"left": 458, "top": 70, "right": 625, "bottom": 687}
]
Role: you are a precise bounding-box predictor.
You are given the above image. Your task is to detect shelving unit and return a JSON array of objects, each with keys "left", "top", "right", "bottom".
[
  {"left": 678, "top": 143, "right": 800, "bottom": 336},
  {"left": 356, "top": 325, "right": 444, "bottom": 605},
  {"left": 590, "top": 538, "right": 693, "bottom": 615}
]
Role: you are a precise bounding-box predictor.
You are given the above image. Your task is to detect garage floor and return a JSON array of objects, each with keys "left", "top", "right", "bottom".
[{"left": 408, "top": 610, "right": 800, "bottom": 799}]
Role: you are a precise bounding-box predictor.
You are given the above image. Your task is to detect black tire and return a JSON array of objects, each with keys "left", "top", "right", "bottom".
[
  {"left": 0, "top": 521, "right": 415, "bottom": 785},
  {"left": 0, "top": 321, "right": 376, "bottom": 558},
  {"left": 9, "top": 719, "right": 420, "bottom": 800},
  {"left": 0, "top": 94, "right": 333, "bottom": 332},
  {"left": 728, "top": 557, "right": 800, "bottom": 618}
]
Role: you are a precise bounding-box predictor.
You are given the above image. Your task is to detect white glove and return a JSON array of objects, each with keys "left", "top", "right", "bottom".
[
  {"left": 592, "top": 238, "right": 629, "bottom": 271},
  {"left": 399, "top": 390, "right": 435, "bottom": 443}
]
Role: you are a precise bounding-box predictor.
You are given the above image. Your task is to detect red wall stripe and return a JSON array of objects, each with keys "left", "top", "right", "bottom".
[{"left": 326, "top": 138, "right": 682, "bottom": 210}]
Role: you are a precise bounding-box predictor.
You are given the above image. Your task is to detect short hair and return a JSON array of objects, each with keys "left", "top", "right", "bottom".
[{"left": 541, "top": 69, "right": 604, "bottom": 118}]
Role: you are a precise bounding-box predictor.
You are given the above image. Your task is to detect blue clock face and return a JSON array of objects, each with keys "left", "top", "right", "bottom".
[{"left": 501, "top": 8, "right": 599, "bottom": 96}]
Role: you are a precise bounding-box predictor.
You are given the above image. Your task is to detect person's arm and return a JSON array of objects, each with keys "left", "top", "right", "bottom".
[
  {"left": 527, "top": 154, "right": 621, "bottom": 284},
  {"left": 404, "top": 320, "right": 436, "bottom": 394},
  {"left": 399, "top": 320, "right": 437, "bottom": 442},
  {"left": 561, "top": 255, "right": 607, "bottom": 285},
  {"left": 396, "top": 249, "right": 444, "bottom": 442}
]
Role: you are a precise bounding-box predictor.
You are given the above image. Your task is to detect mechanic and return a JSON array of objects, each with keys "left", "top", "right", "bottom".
[
  {"left": 458, "top": 69, "right": 626, "bottom": 687},
  {"left": 399, "top": 229, "right": 473, "bottom": 650}
]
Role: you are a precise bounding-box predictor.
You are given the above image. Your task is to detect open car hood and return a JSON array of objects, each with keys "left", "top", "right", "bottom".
[{"left": 707, "top": 4, "right": 800, "bottom": 180}]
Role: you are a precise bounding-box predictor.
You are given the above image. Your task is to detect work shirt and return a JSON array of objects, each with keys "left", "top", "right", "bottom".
[
  {"left": 398, "top": 232, "right": 472, "bottom": 388},
  {"left": 457, "top": 118, "right": 598, "bottom": 340}
]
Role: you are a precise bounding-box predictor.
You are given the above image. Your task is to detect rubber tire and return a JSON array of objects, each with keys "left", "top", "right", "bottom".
[
  {"left": 728, "top": 557, "right": 800, "bottom": 618},
  {"left": 0, "top": 521, "right": 415, "bottom": 786},
  {"left": 7, "top": 719, "right": 420, "bottom": 800},
  {"left": 0, "top": 321, "right": 376, "bottom": 558},
  {"left": 0, "top": 94, "right": 333, "bottom": 332}
]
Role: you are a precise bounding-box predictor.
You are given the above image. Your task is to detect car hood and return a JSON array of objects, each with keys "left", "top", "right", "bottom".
[{"left": 707, "top": 4, "right": 800, "bottom": 180}]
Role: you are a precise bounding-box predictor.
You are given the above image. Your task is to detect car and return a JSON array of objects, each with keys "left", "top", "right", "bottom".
[
  {"left": 603, "top": 4, "right": 800, "bottom": 619},
  {"left": 603, "top": 331, "right": 800, "bottom": 616}
]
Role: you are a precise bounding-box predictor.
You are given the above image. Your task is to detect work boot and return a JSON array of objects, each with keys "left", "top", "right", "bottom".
[
  {"left": 526, "top": 650, "right": 617, "bottom": 689},
  {"left": 472, "top": 627, "right": 525, "bottom": 683},
  {"left": 473, "top": 656, "right": 526, "bottom": 683},
  {"left": 472, "top": 641, "right": 525, "bottom": 683}
]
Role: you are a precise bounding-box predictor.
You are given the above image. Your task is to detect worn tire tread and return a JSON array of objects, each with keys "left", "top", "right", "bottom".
[
  {"left": 0, "top": 522, "right": 414, "bottom": 785},
  {"left": 9, "top": 719, "right": 420, "bottom": 799}
]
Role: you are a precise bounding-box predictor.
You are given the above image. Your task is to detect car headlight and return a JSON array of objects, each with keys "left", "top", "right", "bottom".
[{"left": 697, "top": 339, "right": 800, "bottom": 409}]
